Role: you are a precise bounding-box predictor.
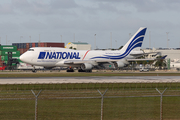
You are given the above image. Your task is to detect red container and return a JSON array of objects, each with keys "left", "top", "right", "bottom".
[
  {"left": 46, "top": 43, "right": 64, "bottom": 48},
  {"left": 0, "top": 60, "right": 4, "bottom": 66},
  {"left": 32, "top": 43, "right": 35, "bottom": 47},
  {"left": 17, "top": 48, "right": 21, "bottom": 52},
  {"left": 41, "top": 43, "right": 45, "bottom": 47},
  {"left": 25, "top": 48, "right": 29, "bottom": 53},
  {"left": 44, "top": 43, "right": 47, "bottom": 47},
  {"left": 26, "top": 43, "right": 29, "bottom": 49},
  {"left": 18, "top": 49, "right": 24, "bottom": 55}
]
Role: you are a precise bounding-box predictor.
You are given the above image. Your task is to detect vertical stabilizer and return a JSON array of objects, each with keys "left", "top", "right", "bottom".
[{"left": 120, "top": 27, "right": 147, "bottom": 53}]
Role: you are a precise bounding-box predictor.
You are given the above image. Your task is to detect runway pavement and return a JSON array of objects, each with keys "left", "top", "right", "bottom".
[{"left": 0, "top": 76, "right": 180, "bottom": 84}]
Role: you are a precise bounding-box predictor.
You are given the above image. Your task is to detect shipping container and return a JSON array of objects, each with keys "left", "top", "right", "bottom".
[
  {"left": 0, "top": 61, "right": 3, "bottom": 66},
  {"left": 14, "top": 43, "right": 20, "bottom": 49},
  {"left": 12, "top": 63, "right": 17, "bottom": 66},
  {"left": 12, "top": 43, "right": 17, "bottom": 48},
  {"left": 0, "top": 61, "right": 6, "bottom": 66},
  {"left": 40, "top": 43, "right": 45, "bottom": 47},
  {"left": 19, "top": 43, "right": 23, "bottom": 49},
  {"left": 46, "top": 43, "right": 64, "bottom": 47},
  {"left": 18, "top": 49, "right": 25, "bottom": 55},
  {"left": 1, "top": 56, "right": 20, "bottom": 61},
  {"left": 0, "top": 51, "right": 20, "bottom": 56},
  {"left": 1, "top": 56, "right": 8, "bottom": 61},
  {"left": 35, "top": 43, "right": 38, "bottom": 47},
  {"left": 4, "top": 61, "right": 7, "bottom": 64},
  {"left": 29, "top": 43, "right": 32, "bottom": 48},
  {"left": 13, "top": 42, "right": 64, "bottom": 54},
  {"left": 0, "top": 45, "right": 17, "bottom": 51},
  {"left": 23, "top": 43, "right": 26, "bottom": 49},
  {"left": 24, "top": 48, "right": 28, "bottom": 53},
  {"left": 32, "top": 43, "right": 35, "bottom": 47},
  {"left": 26, "top": 43, "right": 30, "bottom": 49}
]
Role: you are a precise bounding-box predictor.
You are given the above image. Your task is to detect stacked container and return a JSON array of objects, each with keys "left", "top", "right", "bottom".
[
  {"left": 12, "top": 42, "right": 64, "bottom": 54},
  {"left": 0, "top": 45, "right": 21, "bottom": 67}
]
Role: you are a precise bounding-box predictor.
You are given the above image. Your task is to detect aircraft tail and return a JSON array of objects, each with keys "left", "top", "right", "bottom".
[
  {"left": 90, "top": 27, "right": 147, "bottom": 60},
  {"left": 120, "top": 27, "right": 147, "bottom": 53}
]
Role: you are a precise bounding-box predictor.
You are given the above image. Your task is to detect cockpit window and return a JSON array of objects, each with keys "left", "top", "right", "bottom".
[{"left": 28, "top": 49, "right": 34, "bottom": 51}]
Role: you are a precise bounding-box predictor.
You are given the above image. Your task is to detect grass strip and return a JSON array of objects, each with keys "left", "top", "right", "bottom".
[
  {"left": 0, "top": 83, "right": 180, "bottom": 90},
  {"left": 0, "top": 72, "right": 180, "bottom": 78}
]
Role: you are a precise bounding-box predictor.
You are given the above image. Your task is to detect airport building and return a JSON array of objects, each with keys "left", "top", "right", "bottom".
[
  {"left": 143, "top": 48, "right": 180, "bottom": 68},
  {"left": 65, "top": 42, "right": 91, "bottom": 50}
]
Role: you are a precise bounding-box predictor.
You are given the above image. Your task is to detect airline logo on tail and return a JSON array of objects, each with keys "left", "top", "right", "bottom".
[
  {"left": 38, "top": 52, "right": 81, "bottom": 59},
  {"left": 90, "top": 27, "right": 147, "bottom": 60}
]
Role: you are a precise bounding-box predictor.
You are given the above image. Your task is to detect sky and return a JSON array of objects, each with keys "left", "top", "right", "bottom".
[{"left": 0, "top": 0, "right": 180, "bottom": 49}]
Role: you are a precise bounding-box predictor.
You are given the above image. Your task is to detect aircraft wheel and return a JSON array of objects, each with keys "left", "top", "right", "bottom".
[
  {"left": 78, "top": 69, "right": 85, "bottom": 72},
  {"left": 67, "top": 69, "right": 74, "bottom": 72},
  {"left": 32, "top": 69, "right": 37, "bottom": 73},
  {"left": 86, "top": 70, "right": 92, "bottom": 72}
]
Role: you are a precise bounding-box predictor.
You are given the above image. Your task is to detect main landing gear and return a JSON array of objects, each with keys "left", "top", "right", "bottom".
[
  {"left": 32, "top": 66, "right": 37, "bottom": 73},
  {"left": 66, "top": 66, "right": 74, "bottom": 72},
  {"left": 66, "top": 67, "right": 92, "bottom": 73},
  {"left": 78, "top": 69, "right": 92, "bottom": 72}
]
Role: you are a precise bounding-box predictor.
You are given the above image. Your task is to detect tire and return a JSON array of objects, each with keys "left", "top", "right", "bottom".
[
  {"left": 32, "top": 69, "right": 37, "bottom": 73},
  {"left": 67, "top": 69, "right": 74, "bottom": 72}
]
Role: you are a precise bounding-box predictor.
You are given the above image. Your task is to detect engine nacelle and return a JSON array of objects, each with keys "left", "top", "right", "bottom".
[
  {"left": 81, "top": 63, "right": 93, "bottom": 70},
  {"left": 114, "top": 62, "right": 125, "bottom": 68},
  {"left": 114, "top": 59, "right": 128, "bottom": 68}
]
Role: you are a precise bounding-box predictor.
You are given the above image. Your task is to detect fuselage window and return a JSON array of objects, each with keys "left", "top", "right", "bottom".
[{"left": 28, "top": 49, "right": 34, "bottom": 51}]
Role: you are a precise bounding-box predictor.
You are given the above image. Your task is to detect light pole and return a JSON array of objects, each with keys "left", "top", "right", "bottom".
[
  {"left": 39, "top": 34, "right": 40, "bottom": 42},
  {"left": 129, "top": 33, "right": 131, "bottom": 39},
  {"left": 115, "top": 40, "right": 117, "bottom": 49},
  {"left": 6, "top": 35, "right": 7, "bottom": 45},
  {"left": 94, "top": 34, "right": 96, "bottom": 49},
  {"left": 167, "top": 39, "right": 170, "bottom": 49},
  {"left": 149, "top": 31, "right": 151, "bottom": 48},
  {"left": 20, "top": 36, "right": 23, "bottom": 54},
  {"left": 60, "top": 35, "right": 62, "bottom": 42},
  {"left": 20, "top": 36, "right": 23, "bottom": 43},
  {"left": 166, "top": 32, "right": 169, "bottom": 48},
  {"left": 110, "top": 32, "right": 112, "bottom": 49},
  {"left": 29, "top": 36, "right": 31, "bottom": 43}
]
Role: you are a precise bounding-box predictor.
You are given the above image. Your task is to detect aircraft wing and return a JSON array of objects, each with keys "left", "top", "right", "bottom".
[
  {"left": 64, "top": 59, "right": 117, "bottom": 64},
  {"left": 130, "top": 52, "right": 161, "bottom": 58},
  {"left": 64, "top": 55, "right": 167, "bottom": 64},
  {"left": 127, "top": 55, "right": 167, "bottom": 62},
  {"left": 127, "top": 58, "right": 156, "bottom": 61}
]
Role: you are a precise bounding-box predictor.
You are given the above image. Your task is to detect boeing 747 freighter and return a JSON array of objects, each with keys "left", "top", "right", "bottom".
[{"left": 20, "top": 27, "right": 147, "bottom": 72}]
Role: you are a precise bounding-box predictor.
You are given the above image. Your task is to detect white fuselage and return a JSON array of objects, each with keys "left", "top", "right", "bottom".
[
  {"left": 20, "top": 27, "right": 147, "bottom": 70},
  {"left": 20, "top": 47, "right": 142, "bottom": 68}
]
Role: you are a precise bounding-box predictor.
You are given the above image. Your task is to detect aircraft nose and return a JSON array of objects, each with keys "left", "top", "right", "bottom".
[{"left": 20, "top": 54, "right": 25, "bottom": 62}]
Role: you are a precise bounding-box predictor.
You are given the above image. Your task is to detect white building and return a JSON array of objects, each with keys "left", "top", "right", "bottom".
[
  {"left": 143, "top": 48, "right": 180, "bottom": 68},
  {"left": 65, "top": 42, "right": 91, "bottom": 50}
]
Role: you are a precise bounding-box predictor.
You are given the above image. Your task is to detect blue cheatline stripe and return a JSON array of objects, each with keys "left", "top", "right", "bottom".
[{"left": 90, "top": 28, "right": 146, "bottom": 60}]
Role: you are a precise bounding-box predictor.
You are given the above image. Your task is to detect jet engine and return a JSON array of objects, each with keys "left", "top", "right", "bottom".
[
  {"left": 114, "top": 61, "right": 125, "bottom": 68},
  {"left": 81, "top": 63, "right": 93, "bottom": 70},
  {"left": 113, "top": 59, "right": 129, "bottom": 69}
]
